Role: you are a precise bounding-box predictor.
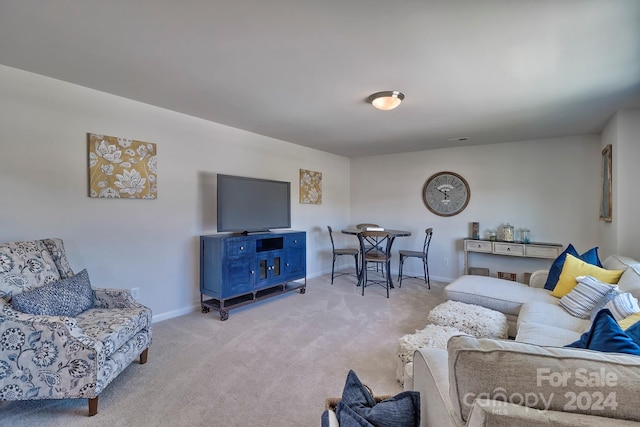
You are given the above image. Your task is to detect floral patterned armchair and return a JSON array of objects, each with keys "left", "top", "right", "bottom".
[{"left": 0, "top": 238, "right": 152, "bottom": 416}]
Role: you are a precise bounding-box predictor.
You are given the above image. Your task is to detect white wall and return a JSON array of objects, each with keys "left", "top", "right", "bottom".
[
  {"left": 350, "top": 136, "right": 602, "bottom": 282},
  {"left": 601, "top": 108, "right": 640, "bottom": 260},
  {"left": 0, "top": 65, "right": 350, "bottom": 321}
]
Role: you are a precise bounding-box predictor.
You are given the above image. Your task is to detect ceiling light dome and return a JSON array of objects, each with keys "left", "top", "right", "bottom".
[{"left": 367, "top": 91, "right": 405, "bottom": 110}]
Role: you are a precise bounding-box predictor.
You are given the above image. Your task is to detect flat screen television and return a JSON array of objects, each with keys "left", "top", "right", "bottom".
[{"left": 217, "top": 174, "right": 291, "bottom": 233}]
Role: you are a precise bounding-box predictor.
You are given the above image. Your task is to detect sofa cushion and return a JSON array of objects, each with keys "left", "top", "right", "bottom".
[
  {"left": 75, "top": 304, "right": 152, "bottom": 358},
  {"left": 467, "top": 398, "right": 640, "bottom": 427},
  {"left": 552, "top": 254, "right": 624, "bottom": 298},
  {"left": 544, "top": 244, "right": 602, "bottom": 291},
  {"left": 566, "top": 309, "right": 640, "bottom": 355},
  {"left": 515, "top": 321, "right": 583, "bottom": 347},
  {"left": 558, "top": 275, "right": 618, "bottom": 318},
  {"left": 517, "top": 301, "right": 591, "bottom": 333},
  {"left": 11, "top": 269, "right": 93, "bottom": 317},
  {"left": 445, "top": 275, "right": 557, "bottom": 317},
  {"left": 448, "top": 335, "right": 640, "bottom": 423},
  {"left": 0, "top": 240, "right": 61, "bottom": 302}
]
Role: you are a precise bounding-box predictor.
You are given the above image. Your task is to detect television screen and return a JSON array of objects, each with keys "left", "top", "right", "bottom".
[{"left": 217, "top": 174, "right": 291, "bottom": 233}]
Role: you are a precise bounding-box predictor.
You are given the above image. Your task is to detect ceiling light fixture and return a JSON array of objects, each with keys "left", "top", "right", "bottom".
[{"left": 367, "top": 91, "right": 405, "bottom": 110}]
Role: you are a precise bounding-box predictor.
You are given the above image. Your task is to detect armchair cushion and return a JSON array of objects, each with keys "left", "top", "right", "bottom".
[
  {"left": 11, "top": 269, "right": 93, "bottom": 317},
  {"left": 76, "top": 304, "right": 152, "bottom": 359}
]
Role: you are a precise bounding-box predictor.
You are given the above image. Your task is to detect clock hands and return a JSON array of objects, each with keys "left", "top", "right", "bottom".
[{"left": 437, "top": 187, "right": 450, "bottom": 200}]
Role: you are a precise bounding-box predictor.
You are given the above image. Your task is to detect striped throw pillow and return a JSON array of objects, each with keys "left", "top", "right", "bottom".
[
  {"left": 605, "top": 292, "right": 640, "bottom": 321},
  {"left": 559, "top": 275, "right": 618, "bottom": 319}
]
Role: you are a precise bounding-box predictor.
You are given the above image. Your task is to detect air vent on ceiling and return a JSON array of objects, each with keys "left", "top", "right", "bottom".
[{"left": 447, "top": 137, "right": 469, "bottom": 142}]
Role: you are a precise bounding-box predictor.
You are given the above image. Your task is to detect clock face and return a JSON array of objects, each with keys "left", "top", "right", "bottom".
[{"left": 422, "top": 171, "right": 470, "bottom": 217}]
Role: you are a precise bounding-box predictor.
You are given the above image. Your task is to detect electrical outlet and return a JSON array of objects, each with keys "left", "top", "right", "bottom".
[
  {"left": 131, "top": 287, "right": 140, "bottom": 300},
  {"left": 442, "top": 258, "right": 449, "bottom": 266}
]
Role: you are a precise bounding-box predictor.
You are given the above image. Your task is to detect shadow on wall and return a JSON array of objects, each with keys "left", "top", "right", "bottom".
[{"left": 198, "top": 171, "right": 217, "bottom": 233}]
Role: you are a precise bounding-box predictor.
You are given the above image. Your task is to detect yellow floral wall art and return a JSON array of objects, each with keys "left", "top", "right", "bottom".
[
  {"left": 299, "top": 169, "right": 322, "bottom": 204},
  {"left": 88, "top": 133, "right": 157, "bottom": 199}
]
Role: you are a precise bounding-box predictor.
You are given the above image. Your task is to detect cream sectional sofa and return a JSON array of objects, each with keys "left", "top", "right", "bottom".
[{"left": 409, "top": 254, "right": 640, "bottom": 427}]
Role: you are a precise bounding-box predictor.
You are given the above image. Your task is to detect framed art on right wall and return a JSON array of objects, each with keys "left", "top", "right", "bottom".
[{"left": 600, "top": 144, "right": 612, "bottom": 222}]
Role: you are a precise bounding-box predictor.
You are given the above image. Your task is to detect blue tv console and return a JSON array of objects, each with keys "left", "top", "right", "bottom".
[{"left": 199, "top": 230, "right": 306, "bottom": 320}]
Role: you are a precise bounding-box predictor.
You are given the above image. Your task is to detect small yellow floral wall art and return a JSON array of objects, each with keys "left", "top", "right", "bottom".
[
  {"left": 88, "top": 133, "right": 157, "bottom": 199},
  {"left": 299, "top": 169, "right": 322, "bottom": 204}
]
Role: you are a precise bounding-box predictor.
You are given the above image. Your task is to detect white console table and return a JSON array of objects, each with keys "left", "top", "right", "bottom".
[{"left": 463, "top": 239, "right": 563, "bottom": 275}]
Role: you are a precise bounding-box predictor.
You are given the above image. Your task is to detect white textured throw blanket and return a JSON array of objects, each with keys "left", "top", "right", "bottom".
[
  {"left": 397, "top": 300, "right": 508, "bottom": 383},
  {"left": 427, "top": 300, "right": 508, "bottom": 339}
]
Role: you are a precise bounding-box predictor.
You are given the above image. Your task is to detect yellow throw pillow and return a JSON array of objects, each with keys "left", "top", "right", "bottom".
[
  {"left": 619, "top": 312, "right": 640, "bottom": 330},
  {"left": 551, "top": 253, "right": 624, "bottom": 298}
]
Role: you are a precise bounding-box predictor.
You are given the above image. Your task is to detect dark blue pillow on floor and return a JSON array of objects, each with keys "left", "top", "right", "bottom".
[
  {"left": 544, "top": 245, "right": 602, "bottom": 291},
  {"left": 566, "top": 309, "right": 640, "bottom": 355},
  {"left": 336, "top": 370, "right": 420, "bottom": 427}
]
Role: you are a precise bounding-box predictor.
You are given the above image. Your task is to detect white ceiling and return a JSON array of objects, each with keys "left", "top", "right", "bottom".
[{"left": 1, "top": 1, "right": 639, "bottom": 157}]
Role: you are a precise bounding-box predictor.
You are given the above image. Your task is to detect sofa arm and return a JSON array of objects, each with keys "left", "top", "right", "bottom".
[
  {"left": 467, "top": 398, "right": 640, "bottom": 427},
  {"left": 448, "top": 336, "right": 640, "bottom": 423},
  {"left": 92, "top": 287, "right": 139, "bottom": 309},
  {"left": 528, "top": 270, "right": 548, "bottom": 288},
  {"left": 411, "top": 348, "right": 461, "bottom": 427},
  {"left": 0, "top": 301, "right": 104, "bottom": 400}
]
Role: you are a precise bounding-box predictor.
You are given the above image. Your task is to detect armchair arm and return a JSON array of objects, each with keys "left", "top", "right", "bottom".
[
  {"left": 92, "top": 287, "right": 138, "bottom": 309},
  {"left": 528, "top": 270, "right": 549, "bottom": 288},
  {"left": 0, "top": 301, "right": 103, "bottom": 400}
]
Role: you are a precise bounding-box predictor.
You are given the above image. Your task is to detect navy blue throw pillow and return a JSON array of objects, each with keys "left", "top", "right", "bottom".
[
  {"left": 544, "top": 245, "right": 602, "bottom": 291},
  {"left": 336, "top": 370, "right": 420, "bottom": 427},
  {"left": 566, "top": 309, "right": 640, "bottom": 355}
]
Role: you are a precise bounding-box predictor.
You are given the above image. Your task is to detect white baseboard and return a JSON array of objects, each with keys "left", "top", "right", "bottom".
[
  {"left": 150, "top": 271, "right": 454, "bottom": 323},
  {"left": 152, "top": 304, "right": 200, "bottom": 323}
]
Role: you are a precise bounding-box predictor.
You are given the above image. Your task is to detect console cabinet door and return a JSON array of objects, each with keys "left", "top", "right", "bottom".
[
  {"left": 284, "top": 249, "right": 306, "bottom": 280},
  {"left": 222, "top": 257, "right": 255, "bottom": 297},
  {"left": 255, "top": 251, "right": 285, "bottom": 289}
]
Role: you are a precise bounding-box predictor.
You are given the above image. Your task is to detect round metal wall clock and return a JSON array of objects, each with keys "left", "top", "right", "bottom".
[{"left": 422, "top": 171, "right": 470, "bottom": 217}]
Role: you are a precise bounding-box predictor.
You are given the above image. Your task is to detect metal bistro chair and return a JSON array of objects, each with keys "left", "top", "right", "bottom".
[
  {"left": 357, "top": 230, "right": 396, "bottom": 298},
  {"left": 356, "top": 223, "right": 384, "bottom": 274},
  {"left": 398, "top": 228, "right": 433, "bottom": 289},
  {"left": 327, "top": 226, "right": 359, "bottom": 284}
]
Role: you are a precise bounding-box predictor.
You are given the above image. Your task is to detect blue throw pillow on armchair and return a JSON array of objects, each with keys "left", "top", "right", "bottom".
[
  {"left": 336, "top": 370, "right": 420, "bottom": 427},
  {"left": 11, "top": 269, "right": 93, "bottom": 317},
  {"left": 566, "top": 309, "right": 640, "bottom": 355},
  {"left": 544, "top": 245, "right": 602, "bottom": 291}
]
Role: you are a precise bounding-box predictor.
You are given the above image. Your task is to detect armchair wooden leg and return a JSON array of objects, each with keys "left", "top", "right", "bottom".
[
  {"left": 140, "top": 348, "right": 149, "bottom": 364},
  {"left": 88, "top": 397, "right": 98, "bottom": 416}
]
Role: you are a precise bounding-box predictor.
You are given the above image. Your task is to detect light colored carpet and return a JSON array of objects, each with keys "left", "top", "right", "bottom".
[{"left": 0, "top": 271, "right": 446, "bottom": 426}]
